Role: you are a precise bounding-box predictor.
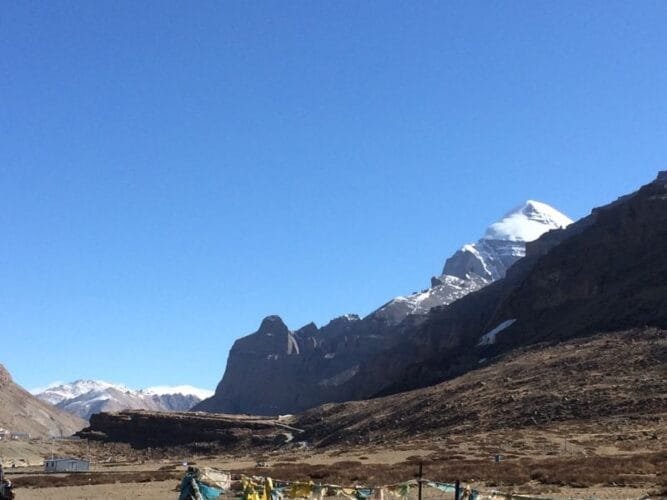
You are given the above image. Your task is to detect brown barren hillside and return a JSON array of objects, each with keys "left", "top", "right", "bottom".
[
  {"left": 296, "top": 327, "right": 666, "bottom": 446},
  {"left": 0, "top": 364, "right": 86, "bottom": 437}
]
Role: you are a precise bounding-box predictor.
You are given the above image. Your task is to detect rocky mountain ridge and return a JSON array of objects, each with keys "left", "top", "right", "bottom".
[
  {"left": 78, "top": 411, "right": 297, "bottom": 448},
  {"left": 195, "top": 200, "right": 572, "bottom": 415}
]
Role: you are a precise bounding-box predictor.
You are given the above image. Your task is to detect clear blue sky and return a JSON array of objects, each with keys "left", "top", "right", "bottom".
[{"left": 2, "top": 1, "right": 665, "bottom": 391}]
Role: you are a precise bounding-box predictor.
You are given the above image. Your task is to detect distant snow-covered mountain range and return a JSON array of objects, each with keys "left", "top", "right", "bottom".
[{"left": 33, "top": 380, "right": 213, "bottom": 420}]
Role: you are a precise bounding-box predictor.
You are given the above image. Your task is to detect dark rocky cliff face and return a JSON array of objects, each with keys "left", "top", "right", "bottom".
[
  {"left": 194, "top": 314, "right": 406, "bottom": 415},
  {"left": 348, "top": 174, "right": 667, "bottom": 397}
]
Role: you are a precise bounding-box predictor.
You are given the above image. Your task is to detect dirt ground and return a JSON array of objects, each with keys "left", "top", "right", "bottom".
[
  {"left": 5, "top": 430, "right": 665, "bottom": 500},
  {"left": 10, "top": 480, "right": 657, "bottom": 500},
  {"left": 12, "top": 480, "right": 177, "bottom": 500}
]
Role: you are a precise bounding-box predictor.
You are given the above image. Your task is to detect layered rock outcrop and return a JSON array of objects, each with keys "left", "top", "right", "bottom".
[
  {"left": 195, "top": 314, "right": 398, "bottom": 415},
  {"left": 77, "top": 410, "right": 298, "bottom": 448}
]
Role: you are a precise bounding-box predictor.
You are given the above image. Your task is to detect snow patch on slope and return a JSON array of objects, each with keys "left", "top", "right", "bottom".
[{"left": 478, "top": 319, "right": 517, "bottom": 346}]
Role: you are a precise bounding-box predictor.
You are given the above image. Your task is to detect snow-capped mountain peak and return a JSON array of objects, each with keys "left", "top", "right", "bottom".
[
  {"left": 483, "top": 200, "right": 573, "bottom": 242},
  {"left": 372, "top": 200, "right": 572, "bottom": 323},
  {"left": 34, "top": 379, "right": 129, "bottom": 405}
]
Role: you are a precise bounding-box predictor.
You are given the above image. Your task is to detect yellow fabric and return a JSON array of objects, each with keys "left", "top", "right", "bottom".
[
  {"left": 261, "top": 477, "right": 274, "bottom": 500},
  {"left": 244, "top": 485, "right": 260, "bottom": 500},
  {"left": 242, "top": 476, "right": 261, "bottom": 500},
  {"left": 290, "top": 481, "right": 314, "bottom": 498},
  {"left": 385, "top": 483, "right": 410, "bottom": 500}
]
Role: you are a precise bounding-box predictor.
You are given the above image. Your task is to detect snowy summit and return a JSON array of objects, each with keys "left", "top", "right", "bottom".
[
  {"left": 372, "top": 200, "right": 572, "bottom": 323},
  {"left": 484, "top": 200, "right": 573, "bottom": 242},
  {"left": 34, "top": 380, "right": 127, "bottom": 406}
]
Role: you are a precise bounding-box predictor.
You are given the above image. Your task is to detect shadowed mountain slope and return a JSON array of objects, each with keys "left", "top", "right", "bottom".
[{"left": 295, "top": 327, "right": 667, "bottom": 447}]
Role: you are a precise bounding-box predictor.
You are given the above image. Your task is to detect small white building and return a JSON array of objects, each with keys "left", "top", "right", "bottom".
[
  {"left": 44, "top": 458, "right": 90, "bottom": 473},
  {"left": 10, "top": 432, "right": 29, "bottom": 441}
]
